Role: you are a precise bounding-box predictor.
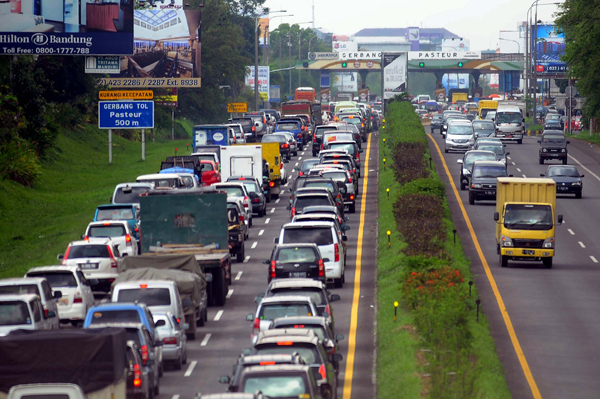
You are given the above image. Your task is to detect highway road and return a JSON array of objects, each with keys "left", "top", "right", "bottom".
[
  {"left": 428, "top": 128, "right": 600, "bottom": 399},
  {"left": 151, "top": 132, "right": 380, "bottom": 399}
]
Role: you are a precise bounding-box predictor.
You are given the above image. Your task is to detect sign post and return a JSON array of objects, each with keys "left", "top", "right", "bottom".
[{"left": 108, "top": 129, "right": 112, "bottom": 164}]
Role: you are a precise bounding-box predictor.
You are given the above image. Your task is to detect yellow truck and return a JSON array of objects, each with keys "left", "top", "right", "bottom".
[
  {"left": 494, "top": 178, "right": 563, "bottom": 268},
  {"left": 478, "top": 100, "right": 498, "bottom": 119},
  {"left": 452, "top": 92, "right": 468, "bottom": 104},
  {"left": 235, "top": 142, "right": 284, "bottom": 201}
]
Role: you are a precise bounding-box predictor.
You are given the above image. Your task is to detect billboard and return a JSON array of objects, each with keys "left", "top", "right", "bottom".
[
  {"left": 245, "top": 66, "right": 270, "bottom": 101},
  {"left": 0, "top": 0, "right": 133, "bottom": 55},
  {"left": 258, "top": 18, "right": 269, "bottom": 46},
  {"left": 382, "top": 52, "right": 407, "bottom": 99},
  {"left": 443, "top": 73, "right": 470, "bottom": 90},
  {"left": 269, "top": 85, "right": 280, "bottom": 103},
  {"left": 98, "top": 2, "right": 202, "bottom": 88},
  {"left": 441, "top": 38, "right": 470, "bottom": 52},
  {"left": 332, "top": 41, "right": 357, "bottom": 52},
  {"left": 333, "top": 72, "right": 358, "bottom": 92},
  {"left": 532, "top": 24, "right": 567, "bottom": 74}
]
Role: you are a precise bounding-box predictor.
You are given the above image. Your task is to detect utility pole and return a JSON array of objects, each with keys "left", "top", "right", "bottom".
[
  {"left": 533, "top": 6, "right": 538, "bottom": 118},
  {"left": 298, "top": 32, "right": 302, "bottom": 87},
  {"left": 263, "top": 25, "right": 268, "bottom": 66},
  {"left": 288, "top": 26, "right": 292, "bottom": 100},
  {"left": 525, "top": 19, "right": 529, "bottom": 115},
  {"left": 254, "top": 16, "right": 259, "bottom": 111},
  {"left": 279, "top": 31, "right": 282, "bottom": 70}
]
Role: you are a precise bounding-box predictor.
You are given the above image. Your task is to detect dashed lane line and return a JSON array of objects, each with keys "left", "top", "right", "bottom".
[
  {"left": 568, "top": 229, "right": 575, "bottom": 235},
  {"left": 251, "top": 242, "right": 258, "bottom": 249},
  {"left": 235, "top": 271, "right": 243, "bottom": 281},
  {"left": 243, "top": 255, "right": 251, "bottom": 263},
  {"left": 226, "top": 289, "right": 234, "bottom": 299},
  {"left": 275, "top": 198, "right": 281, "bottom": 204},
  {"left": 200, "top": 334, "right": 212, "bottom": 347},
  {"left": 512, "top": 162, "right": 516, "bottom": 166},
  {"left": 214, "top": 310, "right": 224, "bottom": 321},
  {"left": 259, "top": 230, "right": 264, "bottom": 236},
  {"left": 172, "top": 395, "right": 180, "bottom": 399},
  {"left": 591, "top": 256, "right": 598, "bottom": 263},
  {"left": 517, "top": 168, "right": 522, "bottom": 172},
  {"left": 579, "top": 242, "right": 586, "bottom": 249},
  {"left": 270, "top": 208, "right": 275, "bottom": 214},
  {"left": 184, "top": 361, "right": 197, "bottom": 377},
  {"left": 265, "top": 218, "right": 271, "bottom": 224}
]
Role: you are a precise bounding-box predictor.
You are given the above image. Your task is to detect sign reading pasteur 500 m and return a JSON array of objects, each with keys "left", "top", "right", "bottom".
[
  {"left": 228, "top": 103, "right": 248, "bottom": 113},
  {"left": 99, "top": 91, "right": 153, "bottom": 100}
]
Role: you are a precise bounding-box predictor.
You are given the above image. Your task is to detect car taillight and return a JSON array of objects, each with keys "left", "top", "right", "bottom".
[
  {"left": 107, "top": 245, "right": 118, "bottom": 268},
  {"left": 44, "top": 307, "right": 49, "bottom": 318},
  {"left": 321, "top": 143, "right": 324, "bottom": 150},
  {"left": 318, "top": 259, "right": 324, "bottom": 277},
  {"left": 252, "top": 126, "right": 256, "bottom": 132},
  {"left": 239, "top": 214, "right": 245, "bottom": 222},
  {"left": 348, "top": 176, "right": 352, "bottom": 183},
  {"left": 62, "top": 246, "right": 71, "bottom": 265},
  {"left": 361, "top": 123, "right": 364, "bottom": 127},
  {"left": 298, "top": 171, "right": 304, "bottom": 176},
  {"left": 74, "top": 292, "right": 83, "bottom": 303},
  {"left": 83, "top": 236, "right": 89, "bottom": 242},
  {"left": 350, "top": 194, "right": 355, "bottom": 200},
  {"left": 260, "top": 361, "right": 276, "bottom": 365},
  {"left": 133, "top": 364, "right": 141, "bottom": 387},
  {"left": 269, "top": 181, "right": 275, "bottom": 187},
  {"left": 271, "top": 261, "right": 276, "bottom": 278},
  {"left": 355, "top": 153, "right": 359, "bottom": 160},
  {"left": 318, "top": 364, "right": 327, "bottom": 380},
  {"left": 283, "top": 144, "right": 289, "bottom": 148},
  {"left": 334, "top": 243, "right": 340, "bottom": 262},
  {"left": 253, "top": 317, "right": 260, "bottom": 336},
  {"left": 141, "top": 345, "right": 149, "bottom": 365},
  {"left": 313, "top": 135, "right": 317, "bottom": 142},
  {"left": 125, "top": 234, "right": 132, "bottom": 246},
  {"left": 291, "top": 207, "right": 296, "bottom": 217},
  {"left": 163, "top": 337, "right": 178, "bottom": 345}
]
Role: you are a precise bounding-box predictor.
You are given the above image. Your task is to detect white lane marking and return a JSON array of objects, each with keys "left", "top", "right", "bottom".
[
  {"left": 298, "top": 157, "right": 302, "bottom": 160},
  {"left": 522, "top": 174, "right": 527, "bottom": 178},
  {"left": 295, "top": 162, "right": 299, "bottom": 166},
  {"left": 569, "top": 154, "right": 600, "bottom": 182},
  {"left": 302, "top": 152, "right": 305, "bottom": 155},
  {"left": 579, "top": 242, "right": 586, "bottom": 249},
  {"left": 280, "top": 190, "right": 285, "bottom": 194},
  {"left": 512, "top": 162, "right": 516, "bottom": 166},
  {"left": 591, "top": 256, "right": 598, "bottom": 263},
  {"left": 259, "top": 229, "right": 264, "bottom": 236},
  {"left": 276, "top": 198, "right": 281, "bottom": 203},
  {"left": 251, "top": 242, "right": 258, "bottom": 249},
  {"left": 516, "top": 168, "right": 521, "bottom": 172},
  {"left": 200, "top": 334, "right": 212, "bottom": 347},
  {"left": 284, "top": 183, "right": 289, "bottom": 187},
  {"left": 214, "top": 310, "right": 224, "bottom": 321},
  {"left": 507, "top": 156, "right": 512, "bottom": 160},
  {"left": 270, "top": 208, "right": 275, "bottom": 214},
  {"left": 568, "top": 229, "right": 575, "bottom": 235},
  {"left": 243, "top": 255, "right": 251, "bottom": 263},
  {"left": 172, "top": 395, "right": 180, "bottom": 399},
  {"left": 184, "top": 361, "right": 197, "bottom": 377},
  {"left": 226, "top": 289, "right": 234, "bottom": 298},
  {"left": 265, "top": 218, "right": 271, "bottom": 224},
  {"left": 235, "top": 271, "right": 243, "bottom": 280}
]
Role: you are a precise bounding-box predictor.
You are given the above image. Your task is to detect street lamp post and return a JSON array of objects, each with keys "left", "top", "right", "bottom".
[
  {"left": 265, "top": 14, "right": 293, "bottom": 67},
  {"left": 254, "top": 10, "right": 286, "bottom": 111}
]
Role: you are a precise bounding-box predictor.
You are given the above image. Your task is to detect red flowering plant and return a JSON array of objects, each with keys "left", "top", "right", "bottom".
[{"left": 402, "top": 266, "right": 466, "bottom": 309}]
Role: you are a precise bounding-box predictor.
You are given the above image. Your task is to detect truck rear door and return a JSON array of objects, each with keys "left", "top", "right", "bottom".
[{"left": 231, "top": 156, "right": 255, "bottom": 177}]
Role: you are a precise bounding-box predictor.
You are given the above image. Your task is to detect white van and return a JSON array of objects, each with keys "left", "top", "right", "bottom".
[
  {"left": 111, "top": 280, "right": 185, "bottom": 328},
  {"left": 0, "top": 278, "right": 61, "bottom": 329},
  {"left": 494, "top": 105, "right": 525, "bottom": 144},
  {"left": 0, "top": 294, "right": 51, "bottom": 336}
]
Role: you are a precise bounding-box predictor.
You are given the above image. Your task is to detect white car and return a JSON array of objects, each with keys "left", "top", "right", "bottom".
[
  {"left": 213, "top": 182, "right": 253, "bottom": 227},
  {"left": 59, "top": 238, "right": 123, "bottom": 290},
  {"left": 177, "top": 173, "right": 200, "bottom": 189},
  {"left": 277, "top": 221, "right": 347, "bottom": 288},
  {"left": 25, "top": 265, "right": 95, "bottom": 326},
  {"left": 0, "top": 294, "right": 52, "bottom": 336},
  {"left": 445, "top": 120, "right": 475, "bottom": 153},
  {"left": 0, "top": 277, "right": 61, "bottom": 329},
  {"left": 227, "top": 124, "right": 246, "bottom": 144},
  {"left": 111, "top": 182, "right": 154, "bottom": 206},
  {"left": 153, "top": 311, "right": 188, "bottom": 369},
  {"left": 136, "top": 173, "right": 186, "bottom": 189},
  {"left": 84, "top": 221, "right": 138, "bottom": 257},
  {"left": 246, "top": 295, "right": 319, "bottom": 343}
]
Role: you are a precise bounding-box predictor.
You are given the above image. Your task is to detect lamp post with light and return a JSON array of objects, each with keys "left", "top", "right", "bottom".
[{"left": 254, "top": 9, "right": 286, "bottom": 111}]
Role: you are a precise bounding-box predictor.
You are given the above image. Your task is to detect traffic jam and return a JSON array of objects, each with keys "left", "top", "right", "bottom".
[{"left": 0, "top": 87, "right": 382, "bottom": 399}]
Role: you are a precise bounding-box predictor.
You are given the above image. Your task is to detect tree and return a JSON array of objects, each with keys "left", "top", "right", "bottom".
[{"left": 556, "top": 1, "right": 600, "bottom": 118}]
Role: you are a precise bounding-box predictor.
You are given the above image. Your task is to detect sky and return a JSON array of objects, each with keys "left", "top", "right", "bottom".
[{"left": 263, "top": 0, "right": 563, "bottom": 52}]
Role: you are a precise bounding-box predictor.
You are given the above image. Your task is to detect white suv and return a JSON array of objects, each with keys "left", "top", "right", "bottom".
[
  {"left": 25, "top": 266, "right": 94, "bottom": 326},
  {"left": 59, "top": 238, "right": 122, "bottom": 290},
  {"left": 0, "top": 294, "right": 51, "bottom": 336},
  {"left": 276, "top": 221, "right": 347, "bottom": 288},
  {"left": 84, "top": 221, "right": 138, "bottom": 257},
  {"left": 0, "top": 277, "right": 61, "bottom": 329}
]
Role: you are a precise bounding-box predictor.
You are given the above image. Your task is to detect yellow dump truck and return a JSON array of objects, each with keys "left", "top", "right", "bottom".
[
  {"left": 478, "top": 100, "right": 498, "bottom": 119},
  {"left": 494, "top": 178, "right": 563, "bottom": 268}
]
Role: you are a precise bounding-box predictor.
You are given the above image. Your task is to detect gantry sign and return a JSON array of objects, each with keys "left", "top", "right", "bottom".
[{"left": 300, "top": 51, "right": 382, "bottom": 71}]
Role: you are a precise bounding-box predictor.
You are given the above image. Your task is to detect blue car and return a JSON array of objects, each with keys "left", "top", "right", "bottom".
[
  {"left": 275, "top": 120, "right": 304, "bottom": 150},
  {"left": 94, "top": 204, "right": 140, "bottom": 238},
  {"left": 84, "top": 302, "right": 158, "bottom": 339}
]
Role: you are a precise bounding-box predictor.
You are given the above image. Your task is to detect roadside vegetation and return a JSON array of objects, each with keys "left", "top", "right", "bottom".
[
  {"left": 376, "top": 101, "right": 511, "bottom": 398},
  {"left": 566, "top": 131, "right": 600, "bottom": 146}
]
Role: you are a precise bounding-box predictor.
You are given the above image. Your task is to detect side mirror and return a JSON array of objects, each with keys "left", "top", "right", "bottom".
[
  {"left": 581, "top": 175, "right": 585, "bottom": 178},
  {"left": 331, "top": 353, "right": 343, "bottom": 362},
  {"left": 53, "top": 291, "right": 62, "bottom": 299},
  {"left": 343, "top": 225, "right": 351, "bottom": 231},
  {"left": 57, "top": 254, "right": 64, "bottom": 261},
  {"left": 155, "top": 319, "right": 166, "bottom": 327},
  {"left": 80, "top": 234, "right": 85, "bottom": 239},
  {"left": 273, "top": 238, "right": 279, "bottom": 244},
  {"left": 286, "top": 205, "right": 292, "bottom": 210},
  {"left": 246, "top": 314, "right": 254, "bottom": 321},
  {"left": 145, "top": 359, "right": 155, "bottom": 367},
  {"left": 359, "top": 149, "right": 364, "bottom": 153},
  {"left": 342, "top": 236, "right": 348, "bottom": 242},
  {"left": 522, "top": 118, "right": 525, "bottom": 123},
  {"left": 261, "top": 259, "right": 270, "bottom": 264},
  {"left": 456, "top": 159, "right": 463, "bottom": 164},
  {"left": 254, "top": 293, "right": 265, "bottom": 303},
  {"left": 557, "top": 214, "right": 564, "bottom": 225},
  {"left": 219, "top": 375, "right": 231, "bottom": 385},
  {"left": 503, "top": 144, "right": 507, "bottom": 147},
  {"left": 47, "top": 311, "right": 56, "bottom": 318},
  {"left": 538, "top": 140, "right": 541, "bottom": 143},
  {"left": 493, "top": 212, "right": 499, "bottom": 221},
  {"left": 322, "top": 258, "right": 330, "bottom": 263},
  {"left": 336, "top": 334, "right": 344, "bottom": 341},
  {"left": 330, "top": 294, "right": 340, "bottom": 302},
  {"left": 505, "top": 152, "right": 510, "bottom": 156}
]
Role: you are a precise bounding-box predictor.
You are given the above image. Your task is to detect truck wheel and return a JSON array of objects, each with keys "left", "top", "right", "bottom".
[
  {"left": 349, "top": 203, "right": 356, "bottom": 213},
  {"left": 460, "top": 181, "right": 466, "bottom": 191},
  {"left": 265, "top": 193, "right": 271, "bottom": 204},
  {"left": 186, "top": 316, "right": 197, "bottom": 340},
  {"left": 334, "top": 276, "right": 344, "bottom": 288},
  {"left": 539, "top": 158, "right": 544, "bottom": 165},
  {"left": 196, "top": 307, "right": 205, "bottom": 327},
  {"left": 154, "top": 381, "right": 159, "bottom": 395},
  {"left": 499, "top": 253, "right": 508, "bottom": 268},
  {"left": 249, "top": 217, "right": 253, "bottom": 227},
  {"left": 543, "top": 257, "right": 553, "bottom": 269},
  {"left": 174, "top": 356, "right": 182, "bottom": 370},
  {"left": 237, "top": 244, "right": 245, "bottom": 263},
  {"left": 517, "top": 139, "right": 522, "bottom": 144},
  {"left": 468, "top": 192, "right": 475, "bottom": 205},
  {"left": 214, "top": 268, "right": 227, "bottom": 307},
  {"left": 562, "top": 158, "right": 568, "bottom": 165}
]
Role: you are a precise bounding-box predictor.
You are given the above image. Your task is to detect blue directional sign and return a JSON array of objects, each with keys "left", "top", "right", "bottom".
[{"left": 99, "top": 101, "right": 154, "bottom": 129}]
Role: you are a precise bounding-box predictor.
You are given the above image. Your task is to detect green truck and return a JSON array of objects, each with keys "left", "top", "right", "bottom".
[{"left": 139, "top": 189, "right": 232, "bottom": 307}]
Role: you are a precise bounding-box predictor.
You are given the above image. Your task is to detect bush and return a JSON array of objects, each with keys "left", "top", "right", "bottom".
[
  {"left": 0, "top": 138, "right": 41, "bottom": 186},
  {"left": 391, "top": 142, "right": 429, "bottom": 184},
  {"left": 400, "top": 177, "right": 446, "bottom": 200}
]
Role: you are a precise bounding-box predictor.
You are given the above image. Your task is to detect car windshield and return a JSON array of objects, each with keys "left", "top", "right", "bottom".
[
  {"left": 27, "top": 272, "right": 77, "bottom": 288},
  {"left": 301, "top": 160, "right": 320, "bottom": 172},
  {"left": 89, "top": 310, "right": 142, "bottom": 324},
  {"left": 294, "top": 196, "right": 331, "bottom": 210},
  {"left": 0, "top": 301, "right": 31, "bottom": 326},
  {"left": 89, "top": 226, "right": 126, "bottom": 238},
  {"left": 485, "top": 112, "right": 496, "bottom": 120},
  {"left": 547, "top": 167, "right": 580, "bottom": 177},
  {"left": 254, "top": 345, "right": 317, "bottom": 365},
  {"left": 543, "top": 135, "right": 565, "bottom": 143},
  {"left": 315, "top": 128, "right": 337, "bottom": 137},
  {"left": 243, "top": 375, "right": 308, "bottom": 396},
  {"left": 0, "top": 284, "right": 40, "bottom": 296},
  {"left": 472, "top": 121, "right": 494, "bottom": 131},
  {"left": 547, "top": 114, "right": 560, "bottom": 120},
  {"left": 259, "top": 303, "right": 312, "bottom": 319},
  {"left": 276, "top": 123, "right": 300, "bottom": 131},
  {"left": 114, "top": 187, "right": 149, "bottom": 204},
  {"left": 276, "top": 247, "right": 318, "bottom": 263},
  {"left": 97, "top": 208, "right": 134, "bottom": 221},
  {"left": 195, "top": 154, "right": 217, "bottom": 163},
  {"left": 504, "top": 204, "right": 553, "bottom": 230},
  {"left": 496, "top": 112, "right": 522, "bottom": 124},
  {"left": 473, "top": 166, "right": 507, "bottom": 178},
  {"left": 327, "top": 143, "right": 356, "bottom": 155},
  {"left": 478, "top": 146, "right": 503, "bottom": 155},
  {"left": 117, "top": 288, "right": 171, "bottom": 306},
  {"left": 262, "top": 135, "right": 285, "bottom": 143},
  {"left": 347, "top": 125, "right": 360, "bottom": 133},
  {"left": 284, "top": 227, "right": 333, "bottom": 246},
  {"left": 465, "top": 153, "right": 495, "bottom": 167},
  {"left": 68, "top": 244, "right": 110, "bottom": 259},
  {"left": 448, "top": 125, "right": 473, "bottom": 135},
  {"left": 219, "top": 186, "right": 245, "bottom": 197},
  {"left": 341, "top": 117, "right": 361, "bottom": 126},
  {"left": 271, "top": 288, "right": 325, "bottom": 306},
  {"left": 302, "top": 182, "right": 335, "bottom": 193},
  {"left": 242, "top": 182, "right": 260, "bottom": 193}
]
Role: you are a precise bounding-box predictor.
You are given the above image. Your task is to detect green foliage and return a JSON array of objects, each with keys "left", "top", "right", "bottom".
[
  {"left": 0, "top": 138, "right": 41, "bottom": 187},
  {"left": 400, "top": 177, "right": 446, "bottom": 200},
  {"left": 407, "top": 72, "right": 437, "bottom": 99}
]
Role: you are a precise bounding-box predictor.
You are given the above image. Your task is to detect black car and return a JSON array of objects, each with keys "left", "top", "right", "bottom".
[
  {"left": 541, "top": 165, "right": 584, "bottom": 198},
  {"left": 324, "top": 141, "right": 363, "bottom": 175},
  {"left": 298, "top": 158, "right": 321, "bottom": 177},
  {"left": 431, "top": 114, "right": 443, "bottom": 133},
  {"left": 229, "top": 117, "right": 256, "bottom": 142},
  {"left": 227, "top": 176, "right": 267, "bottom": 216},
  {"left": 468, "top": 161, "right": 508, "bottom": 205},
  {"left": 295, "top": 183, "right": 345, "bottom": 218},
  {"left": 126, "top": 341, "right": 150, "bottom": 399},
  {"left": 456, "top": 150, "right": 497, "bottom": 191},
  {"left": 544, "top": 113, "right": 564, "bottom": 131},
  {"left": 261, "top": 133, "right": 291, "bottom": 159},
  {"left": 263, "top": 243, "right": 328, "bottom": 283},
  {"left": 313, "top": 125, "right": 338, "bottom": 156},
  {"left": 538, "top": 131, "right": 569, "bottom": 165},
  {"left": 288, "top": 193, "right": 337, "bottom": 219},
  {"left": 472, "top": 120, "right": 496, "bottom": 138}
]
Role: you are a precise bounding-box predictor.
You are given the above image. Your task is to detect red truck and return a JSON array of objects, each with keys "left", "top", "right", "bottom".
[{"left": 295, "top": 87, "right": 316, "bottom": 102}]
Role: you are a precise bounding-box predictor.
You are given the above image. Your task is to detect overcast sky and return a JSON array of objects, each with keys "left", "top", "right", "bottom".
[{"left": 264, "top": 0, "right": 563, "bottom": 51}]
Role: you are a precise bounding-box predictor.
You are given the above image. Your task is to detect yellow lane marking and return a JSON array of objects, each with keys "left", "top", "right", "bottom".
[
  {"left": 342, "top": 133, "right": 372, "bottom": 399},
  {"left": 427, "top": 134, "right": 542, "bottom": 399}
]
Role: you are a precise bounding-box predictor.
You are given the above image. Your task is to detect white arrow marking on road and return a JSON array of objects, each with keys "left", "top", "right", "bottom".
[
  {"left": 184, "top": 361, "right": 197, "bottom": 377},
  {"left": 591, "top": 256, "right": 598, "bottom": 263},
  {"left": 226, "top": 289, "right": 234, "bottom": 298},
  {"left": 579, "top": 242, "right": 586, "bottom": 248},
  {"left": 259, "top": 230, "right": 264, "bottom": 236},
  {"left": 568, "top": 229, "right": 575, "bottom": 235},
  {"left": 275, "top": 198, "right": 280, "bottom": 203},
  {"left": 214, "top": 310, "right": 224, "bottom": 321},
  {"left": 235, "top": 271, "right": 243, "bottom": 280},
  {"left": 265, "top": 218, "right": 270, "bottom": 224},
  {"left": 251, "top": 242, "right": 258, "bottom": 249},
  {"left": 243, "top": 256, "right": 251, "bottom": 263},
  {"left": 200, "top": 334, "right": 212, "bottom": 347},
  {"left": 569, "top": 154, "right": 600, "bottom": 182}
]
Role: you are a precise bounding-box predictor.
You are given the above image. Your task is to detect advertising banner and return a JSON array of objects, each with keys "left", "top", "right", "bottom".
[
  {"left": 442, "top": 73, "right": 470, "bottom": 90},
  {"left": 308, "top": 52, "right": 339, "bottom": 61},
  {"left": 332, "top": 41, "right": 357, "bottom": 52},
  {"left": 340, "top": 51, "right": 382, "bottom": 60},
  {"left": 257, "top": 17, "right": 269, "bottom": 46},
  {"left": 0, "top": 0, "right": 133, "bottom": 55},
  {"left": 98, "top": 1, "right": 201, "bottom": 88},
  {"left": 532, "top": 24, "right": 567, "bottom": 74},
  {"left": 86, "top": 56, "right": 120, "bottom": 74},
  {"left": 333, "top": 72, "right": 357, "bottom": 92},
  {"left": 245, "top": 66, "right": 270, "bottom": 101},
  {"left": 320, "top": 71, "right": 330, "bottom": 88},
  {"left": 269, "top": 85, "right": 280, "bottom": 103},
  {"left": 382, "top": 52, "right": 407, "bottom": 99},
  {"left": 155, "top": 88, "right": 178, "bottom": 107}
]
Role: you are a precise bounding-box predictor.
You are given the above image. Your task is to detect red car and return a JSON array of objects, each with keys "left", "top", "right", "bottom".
[
  {"left": 199, "top": 160, "right": 221, "bottom": 186},
  {"left": 571, "top": 116, "right": 582, "bottom": 131}
]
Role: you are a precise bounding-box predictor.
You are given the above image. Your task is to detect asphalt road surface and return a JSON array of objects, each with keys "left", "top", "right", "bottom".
[
  {"left": 428, "top": 127, "right": 600, "bottom": 399},
  {"left": 148, "top": 131, "right": 380, "bottom": 399}
]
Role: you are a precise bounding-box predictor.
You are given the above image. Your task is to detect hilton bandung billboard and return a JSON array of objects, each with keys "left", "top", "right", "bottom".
[{"left": 0, "top": 0, "right": 133, "bottom": 55}]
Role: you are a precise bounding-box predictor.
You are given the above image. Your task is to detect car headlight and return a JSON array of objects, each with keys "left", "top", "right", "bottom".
[
  {"left": 472, "top": 183, "right": 482, "bottom": 188},
  {"left": 501, "top": 235, "right": 513, "bottom": 247},
  {"left": 561, "top": 149, "right": 566, "bottom": 153},
  {"left": 543, "top": 237, "right": 554, "bottom": 248},
  {"left": 572, "top": 181, "right": 582, "bottom": 186},
  {"left": 542, "top": 148, "right": 547, "bottom": 152}
]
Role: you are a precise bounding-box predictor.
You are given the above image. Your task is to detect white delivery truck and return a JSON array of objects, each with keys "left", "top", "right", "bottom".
[{"left": 220, "top": 145, "right": 263, "bottom": 182}]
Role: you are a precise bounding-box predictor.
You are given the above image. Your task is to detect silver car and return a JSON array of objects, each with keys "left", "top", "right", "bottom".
[
  {"left": 153, "top": 312, "right": 187, "bottom": 370},
  {"left": 280, "top": 132, "right": 298, "bottom": 156}
]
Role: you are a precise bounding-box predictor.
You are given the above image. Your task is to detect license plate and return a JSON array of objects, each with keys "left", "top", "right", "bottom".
[
  {"left": 558, "top": 186, "right": 569, "bottom": 191},
  {"left": 80, "top": 263, "right": 99, "bottom": 270},
  {"left": 506, "top": 135, "right": 513, "bottom": 138},
  {"left": 290, "top": 272, "right": 307, "bottom": 278},
  {"left": 522, "top": 250, "right": 535, "bottom": 255},
  {"left": 485, "top": 191, "right": 495, "bottom": 195},
  {"left": 58, "top": 298, "right": 69, "bottom": 306}
]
